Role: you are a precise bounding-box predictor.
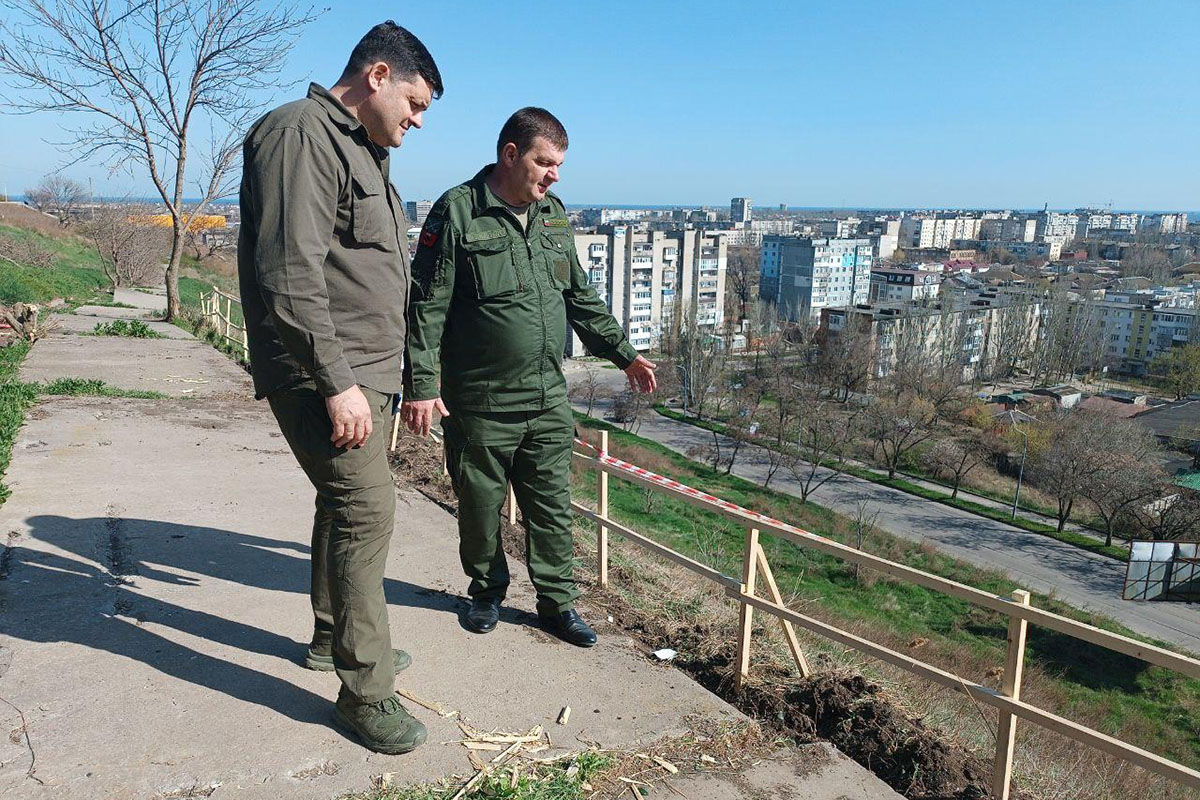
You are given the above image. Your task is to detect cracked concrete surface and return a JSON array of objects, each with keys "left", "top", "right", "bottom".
[{"left": 0, "top": 320, "right": 900, "bottom": 799}]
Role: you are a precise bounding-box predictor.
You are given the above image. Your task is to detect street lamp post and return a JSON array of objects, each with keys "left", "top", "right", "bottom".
[
  {"left": 676, "top": 363, "right": 691, "bottom": 417},
  {"left": 1010, "top": 415, "right": 1029, "bottom": 520}
]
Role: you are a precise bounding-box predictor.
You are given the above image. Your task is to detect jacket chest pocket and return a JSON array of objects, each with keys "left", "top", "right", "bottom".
[
  {"left": 541, "top": 230, "right": 572, "bottom": 289},
  {"left": 351, "top": 176, "right": 390, "bottom": 245},
  {"left": 463, "top": 231, "right": 518, "bottom": 299}
]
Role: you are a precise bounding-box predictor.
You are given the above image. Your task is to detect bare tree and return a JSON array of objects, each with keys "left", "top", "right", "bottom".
[
  {"left": 852, "top": 499, "right": 879, "bottom": 583},
  {"left": 725, "top": 245, "right": 759, "bottom": 325},
  {"left": 610, "top": 389, "right": 647, "bottom": 434},
  {"left": 922, "top": 435, "right": 990, "bottom": 499},
  {"left": 1150, "top": 345, "right": 1200, "bottom": 401},
  {"left": 87, "top": 204, "right": 167, "bottom": 288},
  {"left": 863, "top": 393, "right": 938, "bottom": 479},
  {"left": 568, "top": 363, "right": 611, "bottom": 418},
  {"left": 1028, "top": 412, "right": 1109, "bottom": 532},
  {"left": 789, "top": 397, "right": 853, "bottom": 502},
  {"left": 814, "top": 320, "right": 874, "bottom": 402},
  {"left": 1, "top": 0, "right": 319, "bottom": 320},
  {"left": 672, "top": 309, "right": 725, "bottom": 420},
  {"left": 1131, "top": 489, "right": 1200, "bottom": 542},
  {"left": 24, "top": 173, "right": 87, "bottom": 224}
]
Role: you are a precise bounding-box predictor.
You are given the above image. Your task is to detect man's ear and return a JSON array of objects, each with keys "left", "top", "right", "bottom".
[
  {"left": 367, "top": 61, "right": 391, "bottom": 91},
  {"left": 500, "top": 142, "right": 519, "bottom": 166}
]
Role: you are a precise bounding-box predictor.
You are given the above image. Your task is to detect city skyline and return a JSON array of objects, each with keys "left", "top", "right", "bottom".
[{"left": 1, "top": 1, "right": 1197, "bottom": 209}]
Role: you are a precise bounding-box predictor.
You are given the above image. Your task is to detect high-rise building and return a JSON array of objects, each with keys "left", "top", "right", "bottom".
[
  {"left": 731, "top": 197, "right": 752, "bottom": 224},
  {"left": 565, "top": 227, "right": 727, "bottom": 355},
  {"left": 405, "top": 199, "right": 434, "bottom": 226},
  {"left": 898, "top": 214, "right": 982, "bottom": 249},
  {"left": 760, "top": 236, "right": 873, "bottom": 321},
  {"left": 1140, "top": 213, "right": 1190, "bottom": 235}
]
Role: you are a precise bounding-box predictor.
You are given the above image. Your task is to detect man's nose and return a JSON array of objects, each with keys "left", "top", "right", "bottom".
[
  {"left": 408, "top": 110, "right": 424, "bottom": 129},
  {"left": 546, "top": 166, "right": 559, "bottom": 183}
]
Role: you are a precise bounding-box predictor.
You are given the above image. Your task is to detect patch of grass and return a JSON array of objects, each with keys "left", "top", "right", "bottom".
[
  {"left": 39, "top": 377, "right": 166, "bottom": 400},
  {"left": 652, "top": 405, "right": 1129, "bottom": 562},
  {"left": 92, "top": 319, "right": 163, "bottom": 338},
  {"left": 0, "top": 224, "right": 109, "bottom": 304},
  {"left": 571, "top": 413, "right": 1200, "bottom": 771},
  {"left": 0, "top": 341, "right": 37, "bottom": 505},
  {"left": 349, "top": 751, "right": 612, "bottom": 800},
  {"left": 0, "top": 349, "right": 166, "bottom": 505}
]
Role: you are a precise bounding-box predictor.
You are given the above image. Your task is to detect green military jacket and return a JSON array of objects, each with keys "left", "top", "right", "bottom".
[
  {"left": 238, "top": 83, "right": 410, "bottom": 400},
  {"left": 405, "top": 166, "right": 638, "bottom": 411}
]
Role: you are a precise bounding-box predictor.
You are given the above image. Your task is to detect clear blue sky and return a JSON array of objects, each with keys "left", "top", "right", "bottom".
[{"left": 1, "top": 0, "right": 1197, "bottom": 210}]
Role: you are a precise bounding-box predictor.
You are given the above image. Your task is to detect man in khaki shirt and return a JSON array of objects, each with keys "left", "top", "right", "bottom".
[{"left": 237, "top": 21, "right": 440, "bottom": 755}]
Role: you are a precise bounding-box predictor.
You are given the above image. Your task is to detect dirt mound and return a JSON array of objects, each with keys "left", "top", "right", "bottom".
[{"left": 599, "top": 568, "right": 994, "bottom": 800}]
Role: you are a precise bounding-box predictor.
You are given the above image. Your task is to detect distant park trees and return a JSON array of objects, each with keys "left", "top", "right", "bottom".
[{"left": 24, "top": 174, "right": 87, "bottom": 225}]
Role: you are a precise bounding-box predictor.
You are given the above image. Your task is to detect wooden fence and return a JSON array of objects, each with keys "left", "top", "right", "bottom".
[
  {"left": 571, "top": 430, "right": 1200, "bottom": 800},
  {"left": 199, "top": 286, "right": 247, "bottom": 360}
]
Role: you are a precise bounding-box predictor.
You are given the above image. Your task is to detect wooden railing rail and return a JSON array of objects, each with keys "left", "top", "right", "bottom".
[
  {"left": 199, "top": 286, "right": 248, "bottom": 361},
  {"left": 568, "top": 433, "right": 1200, "bottom": 799}
]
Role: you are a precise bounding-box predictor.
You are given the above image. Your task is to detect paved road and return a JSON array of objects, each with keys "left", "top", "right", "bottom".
[{"left": 565, "top": 361, "right": 1200, "bottom": 654}]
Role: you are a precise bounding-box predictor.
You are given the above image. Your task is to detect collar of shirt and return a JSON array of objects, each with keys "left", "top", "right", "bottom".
[
  {"left": 470, "top": 164, "right": 553, "bottom": 224},
  {"left": 307, "top": 82, "right": 389, "bottom": 164}
]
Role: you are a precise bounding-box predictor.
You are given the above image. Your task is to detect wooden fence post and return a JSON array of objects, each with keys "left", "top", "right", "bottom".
[
  {"left": 223, "top": 295, "right": 232, "bottom": 339},
  {"left": 735, "top": 526, "right": 760, "bottom": 688},
  {"left": 754, "top": 542, "right": 812, "bottom": 678},
  {"left": 241, "top": 326, "right": 248, "bottom": 361},
  {"left": 993, "top": 589, "right": 1031, "bottom": 800},
  {"left": 507, "top": 483, "right": 518, "bottom": 525},
  {"left": 597, "top": 430, "right": 610, "bottom": 588}
]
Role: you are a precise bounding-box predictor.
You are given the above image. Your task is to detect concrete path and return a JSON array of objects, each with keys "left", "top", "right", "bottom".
[
  {"left": 565, "top": 362, "right": 1200, "bottom": 655},
  {"left": 0, "top": 319, "right": 900, "bottom": 799}
]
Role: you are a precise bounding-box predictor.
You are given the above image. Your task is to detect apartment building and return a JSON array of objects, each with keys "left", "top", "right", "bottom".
[
  {"left": 979, "top": 217, "right": 1037, "bottom": 242},
  {"left": 566, "top": 226, "right": 727, "bottom": 355},
  {"left": 405, "top": 199, "right": 434, "bottom": 226},
  {"left": 821, "top": 291, "right": 1042, "bottom": 382},
  {"left": 978, "top": 238, "right": 1062, "bottom": 261},
  {"left": 1089, "top": 296, "right": 1198, "bottom": 375},
  {"left": 760, "top": 236, "right": 873, "bottom": 321},
  {"left": 1140, "top": 213, "right": 1190, "bottom": 235},
  {"left": 1040, "top": 212, "right": 1083, "bottom": 243},
  {"left": 869, "top": 266, "right": 942, "bottom": 303},
  {"left": 731, "top": 197, "right": 752, "bottom": 224},
  {"left": 899, "top": 214, "right": 982, "bottom": 249}
]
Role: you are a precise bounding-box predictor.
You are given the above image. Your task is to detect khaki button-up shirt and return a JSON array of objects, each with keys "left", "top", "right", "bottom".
[{"left": 238, "top": 83, "right": 410, "bottom": 399}]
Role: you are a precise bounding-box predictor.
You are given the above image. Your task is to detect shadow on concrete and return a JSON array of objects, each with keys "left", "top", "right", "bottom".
[{"left": 1, "top": 515, "right": 467, "bottom": 725}]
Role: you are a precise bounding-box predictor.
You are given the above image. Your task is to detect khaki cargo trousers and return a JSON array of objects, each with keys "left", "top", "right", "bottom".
[{"left": 268, "top": 381, "right": 397, "bottom": 703}]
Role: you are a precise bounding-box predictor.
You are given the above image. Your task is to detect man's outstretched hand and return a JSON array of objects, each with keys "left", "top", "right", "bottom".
[
  {"left": 624, "top": 355, "right": 658, "bottom": 394},
  {"left": 401, "top": 397, "right": 450, "bottom": 438},
  {"left": 326, "top": 385, "right": 373, "bottom": 449}
]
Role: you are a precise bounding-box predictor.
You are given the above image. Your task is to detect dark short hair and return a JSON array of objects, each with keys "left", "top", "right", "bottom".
[
  {"left": 341, "top": 21, "right": 443, "bottom": 98},
  {"left": 496, "top": 107, "right": 568, "bottom": 159}
]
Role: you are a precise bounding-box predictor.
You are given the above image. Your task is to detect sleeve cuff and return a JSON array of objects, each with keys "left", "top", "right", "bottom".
[
  {"left": 406, "top": 378, "right": 441, "bottom": 402},
  {"left": 607, "top": 341, "right": 639, "bottom": 370},
  {"left": 312, "top": 357, "right": 357, "bottom": 398}
]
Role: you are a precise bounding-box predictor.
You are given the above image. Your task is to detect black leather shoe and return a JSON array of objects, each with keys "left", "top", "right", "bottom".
[
  {"left": 465, "top": 597, "right": 501, "bottom": 633},
  {"left": 539, "top": 609, "right": 597, "bottom": 647}
]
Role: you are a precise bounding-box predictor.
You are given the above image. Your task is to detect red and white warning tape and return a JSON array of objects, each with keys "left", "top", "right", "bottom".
[{"left": 572, "top": 434, "right": 800, "bottom": 534}]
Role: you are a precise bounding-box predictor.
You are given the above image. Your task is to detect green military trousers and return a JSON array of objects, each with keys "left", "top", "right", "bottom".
[
  {"left": 441, "top": 401, "right": 580, "bottom": 615},
  {"left": 267, "top": 381, "right": 397, "bottom": 703}
]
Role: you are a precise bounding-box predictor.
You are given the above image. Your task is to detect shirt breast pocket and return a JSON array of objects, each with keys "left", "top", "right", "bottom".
[
  {"left": 463, "top": 231, "right": 518, "bottom": 299},
  {"left": 351, "top": 176, "right": 389, "bottom": 245},
  {"left": 541, "top": 230, "right": 572, "bottom": 289}
]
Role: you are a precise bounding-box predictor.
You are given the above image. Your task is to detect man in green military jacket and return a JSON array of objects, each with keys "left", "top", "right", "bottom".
[
  {"left": 402, "top": 107, "right": 657, "bottom": 646},
  {"left": 238, "top": 22, "right": 440, "bottom": 755}
]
